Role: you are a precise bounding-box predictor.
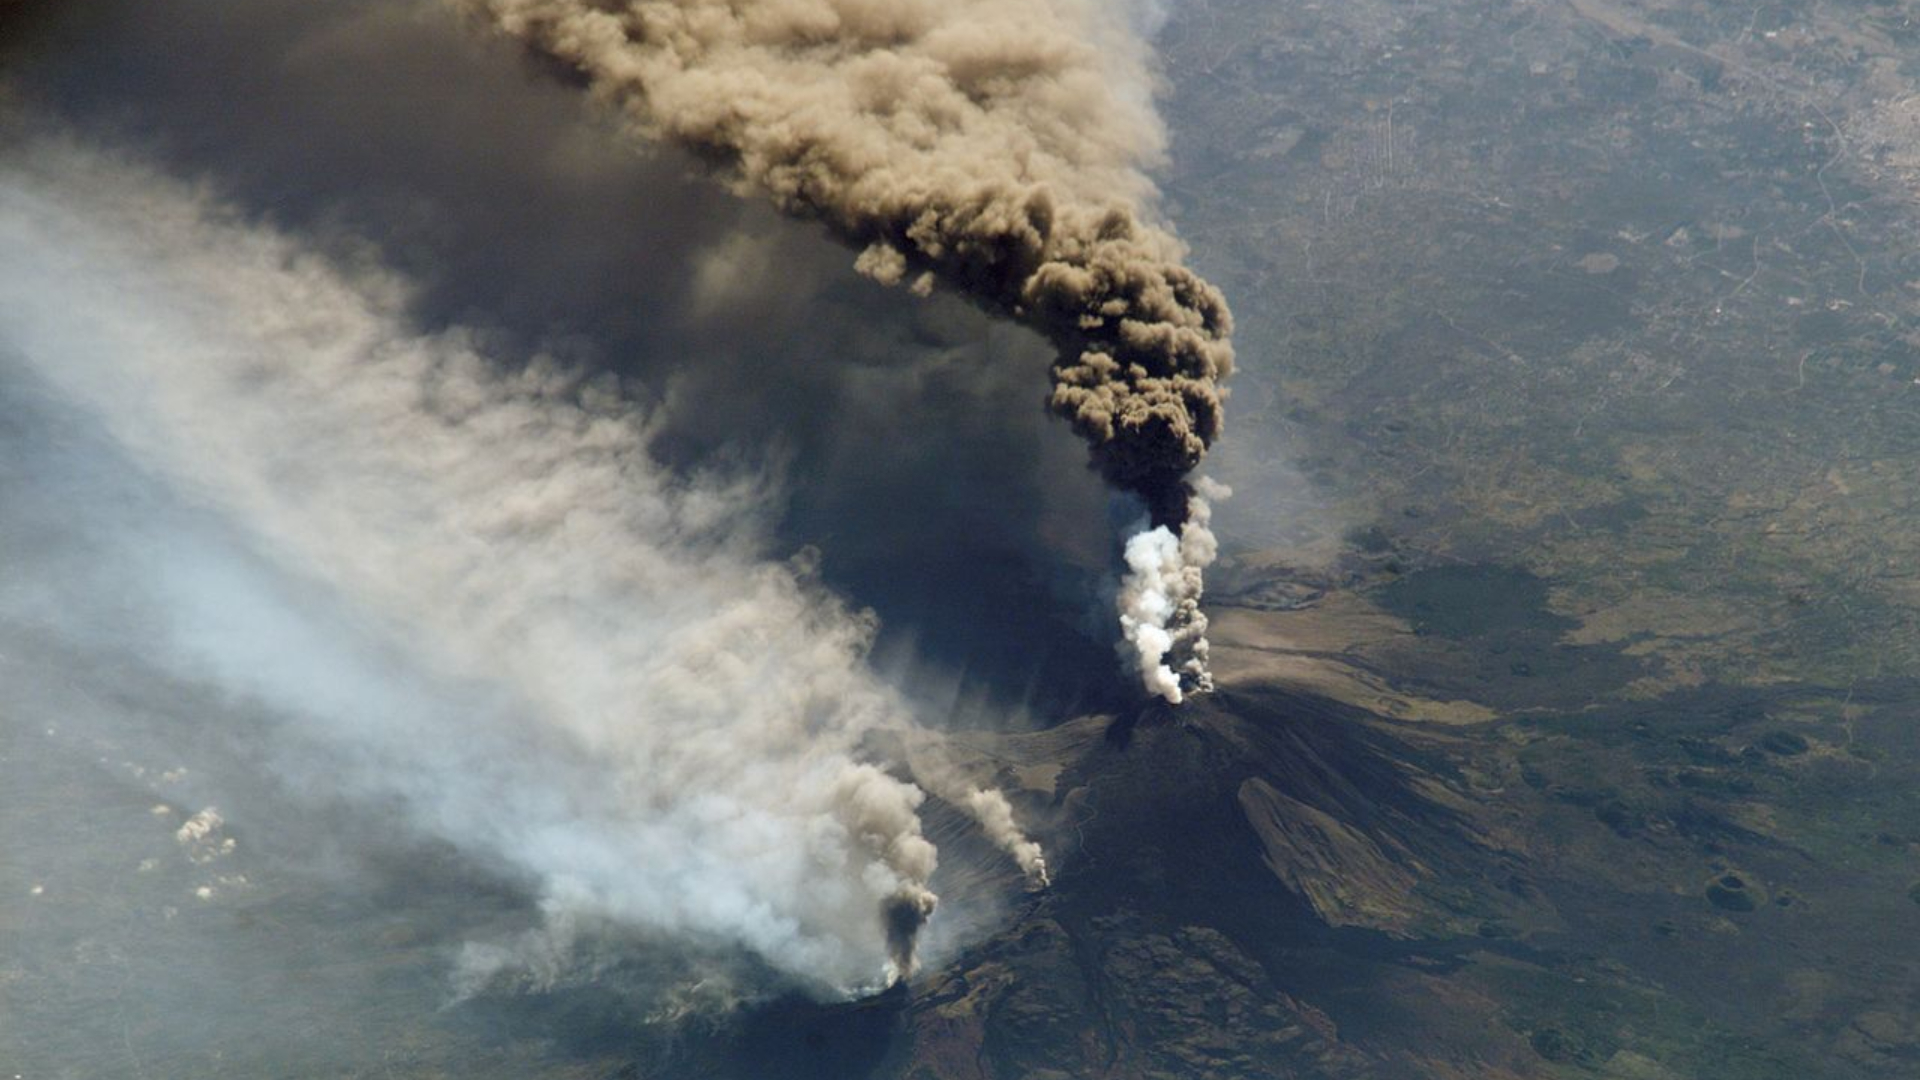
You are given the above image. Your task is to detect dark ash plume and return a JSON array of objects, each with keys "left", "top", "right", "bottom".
[
  {"left": 458, "top": 0, "right": 1234, "bottom": 700},
  {"left": 881, "top": 890, "right": 936, "bottom": 981}
]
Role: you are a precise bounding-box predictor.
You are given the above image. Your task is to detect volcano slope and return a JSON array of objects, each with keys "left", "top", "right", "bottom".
[{"left": 602, "top": 538, "right": 1919, "bottom": 1080}]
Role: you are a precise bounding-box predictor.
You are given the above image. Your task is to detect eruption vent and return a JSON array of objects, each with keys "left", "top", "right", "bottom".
[{"left": 459, "top": 0, "right": 1234, "bottom": 701}]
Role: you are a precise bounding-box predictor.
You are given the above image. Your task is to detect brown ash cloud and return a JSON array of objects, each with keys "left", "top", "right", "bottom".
[{"left": 459, "top": 0, "right": 1234, "bottom": 526}]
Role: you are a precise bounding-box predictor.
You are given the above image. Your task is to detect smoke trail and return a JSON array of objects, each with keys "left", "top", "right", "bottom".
[
  {"left": 963, "top": 788, "right": 1050, "bottom": 887},
  {"left": 456, "top": 0, "right": 1234, "bottom": 700},
  {"left": 0, "top": 137, "right": 1040, "bottom": 992}
]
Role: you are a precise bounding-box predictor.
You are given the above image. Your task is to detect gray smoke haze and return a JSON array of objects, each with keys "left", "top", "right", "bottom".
[
  {"left": 0, "top": 136, "right": 1045, "bottom": 989},
  {"left": 457, "top": 0, "right": 1234, "bottom": 698}
]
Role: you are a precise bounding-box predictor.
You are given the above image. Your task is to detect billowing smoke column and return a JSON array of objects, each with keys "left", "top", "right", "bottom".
[{"left": 458, "top": 0, "right": 1234, "bottom": 702}]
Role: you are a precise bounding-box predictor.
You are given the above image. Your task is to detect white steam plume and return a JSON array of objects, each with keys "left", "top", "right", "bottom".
[
  {"left": 0, "top": 137, "right": 1042, "bottom": 992},
  {"left": 1118, "top": 478, "right": 1226, "bottom": 704}
]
